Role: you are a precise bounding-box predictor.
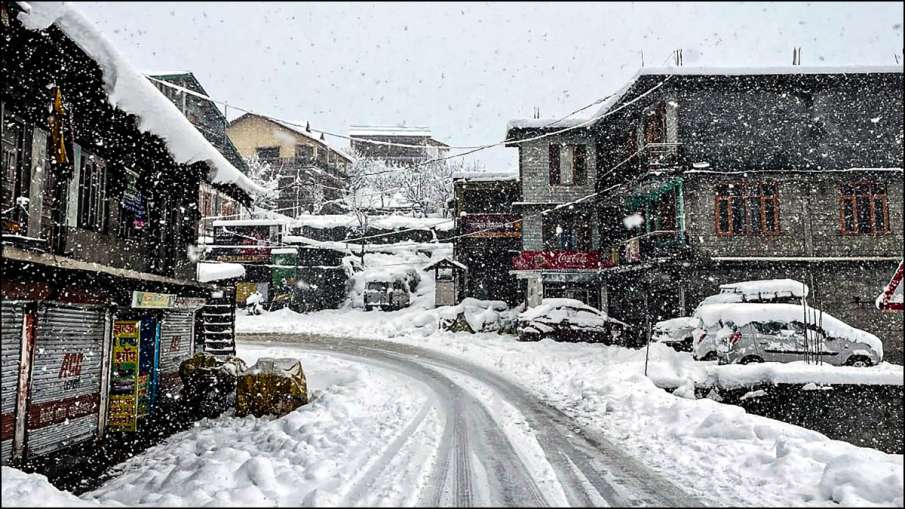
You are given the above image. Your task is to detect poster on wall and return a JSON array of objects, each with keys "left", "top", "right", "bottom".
[{"left": 108, "top": 320, "right": 140, "bottom": 432}]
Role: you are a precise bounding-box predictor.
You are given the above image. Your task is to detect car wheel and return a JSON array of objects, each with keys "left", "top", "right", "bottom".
[
  {"left": 846, "top": 356, "right": 873, "bottom": 367},
  {"left": 739, "top": 355, "right": 764, "bottom": 365},
  {"left": 364, "top": 305, "right": 372, "bottom": 311},
  {"left": 699, "top": 351, "right": 718, "bottom": 362},
  {"left": 518, "top": 333, "right": 542, "bottom": 342}
]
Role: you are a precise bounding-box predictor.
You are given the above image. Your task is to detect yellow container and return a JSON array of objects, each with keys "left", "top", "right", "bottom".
[{"left": 236, "top": 358, "right": 308, "bottom": 418}]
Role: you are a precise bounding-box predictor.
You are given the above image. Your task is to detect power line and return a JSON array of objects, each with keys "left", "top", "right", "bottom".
[{"left": 146, "top": 73, "right": 673, "bottom": 175}]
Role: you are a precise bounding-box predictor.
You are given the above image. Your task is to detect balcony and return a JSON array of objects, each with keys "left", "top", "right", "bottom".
[
  {"left": 608, "top": 230, "right": 689, "bottom": 266},
  {"left": 635, "top": 142, "right": 684, "bottom": 170}
]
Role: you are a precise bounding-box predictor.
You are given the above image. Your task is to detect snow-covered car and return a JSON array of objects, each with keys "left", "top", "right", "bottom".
[
  {"left": 652, "top": 316, "right": 702, "bottom": 352},
  {"left": 694, "top": 303, "right": 883, "bottom": 366},
  {"left": 364, "top": 279, "right": 413, "bottom": 311},
  {"left": 653, "top": 279, "right": 809, "bottom": 358},
  {"left": 517, "top": 298, "right": 629, "bottom": 344}
]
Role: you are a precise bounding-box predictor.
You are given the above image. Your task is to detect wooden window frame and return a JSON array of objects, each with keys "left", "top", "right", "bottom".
[
  {"left": 549, "top": 143, "right": 587, "bottom": 187},
  {"left": 838, "top": 180, "right": 890, "bottom": 235},
  {"left": 714, "top": 181, "right": 781, "bottom": 237},
  {"left": 548, "top": 143, "right": 561, "bottom": 185}
]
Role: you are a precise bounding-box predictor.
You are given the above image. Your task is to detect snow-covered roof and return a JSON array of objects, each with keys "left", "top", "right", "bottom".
[
  {"left": 876, "top": 261, "right": 904, "bottom": 311},
  {"left": 349, "top": 125, "right": 433, "bottom": 137},
  {"left": 423, "top": 257, "right": 468, "bottom": 272},
  {"left": 520, "top": 298, "right": 599, "bottom": 321},
  {"left": 452, "top": 170, "right": 519, "bottom": 182},
  {"left": 197, "top": 262, "right": 246, "bottom": 282},
  {"left": 506, "top": 117, "right": 588, "bottom": 132},
  {"left": 17, "top": 3, "right": 265, "bottom": 199},
  {"left": 696, "top": 303, "right": 883, "bottom": 356},
  {"left": 638, "top": 65, "right": 904, "bottom": 77},
  {"left": 270, "top": 119, "right": 353, "bottom": 162},
  {"left": 593, "top": 65, "right": 904, "bottom": 119},
  {"left": 212, "top": 218, "right": 289, "bottom": 227},
  {"left": 292, "top": 214, "right": 455, "bottom": 232},
  {"left": 719, "top": 279, "right": 808, "bottom": 299}
]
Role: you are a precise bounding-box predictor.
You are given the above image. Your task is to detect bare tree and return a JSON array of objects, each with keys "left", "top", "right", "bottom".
[{"left": 244, "top": 154, "right": 279, "bottom": 210}]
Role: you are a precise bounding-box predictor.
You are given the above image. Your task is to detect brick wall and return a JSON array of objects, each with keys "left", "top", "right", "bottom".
[{"left": 518, "top": 133, "right": 597, "bottom": 204}]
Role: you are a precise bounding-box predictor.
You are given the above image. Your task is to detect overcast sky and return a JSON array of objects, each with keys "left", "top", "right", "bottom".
[{"left": 79, "top": 1, "right": 903, "bottom": 172}]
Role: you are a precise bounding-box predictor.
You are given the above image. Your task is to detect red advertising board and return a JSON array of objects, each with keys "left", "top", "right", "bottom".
[
  {"left": 512, "top": 250, "right": 614, "bottom": 270},
  {"left": 461, "top": 214, "right": 521, "bottom": 238}
]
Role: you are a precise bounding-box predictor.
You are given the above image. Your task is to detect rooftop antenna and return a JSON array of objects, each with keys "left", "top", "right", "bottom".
[
  {"left": 895, "top": 53, "right": 901, "bottom": 65},
  {"left": 792, "top": 47, "right": 802, "bottom": 65},
  {"left": 640, "top": 49, "right": 645, "bottom": 67},
  {"left": 674, "top": 48, "right": 683, "bottom": 67}
]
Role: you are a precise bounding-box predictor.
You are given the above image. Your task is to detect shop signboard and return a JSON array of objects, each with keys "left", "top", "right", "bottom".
[
  {"left": 131, "top": 291, "right": 176, "bottom": 309},
  {"left": 108, "top": 321, "right": 140, "bottom": 432},
  {"left": 173, "top": 296, "right": 207, "bottom": 310},
  {"left": 210, "top": 224, "right": 272, "bottom": 263},
  {"left": 460, "top": 213, "right": 521, "bottom": 238},
  {"left": 511, "top": 250, "right": 615, "bottom": 271}
]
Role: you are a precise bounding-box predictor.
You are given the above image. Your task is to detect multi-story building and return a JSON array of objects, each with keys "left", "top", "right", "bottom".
[
  {"left": 450, "top": 174, "right": 522, "bottom": 304},
  {"left": 349, "top": 125, "right": 449, "bottom": 166},
  {"left": 1, "top": 1, "right": 259, "bottom": 466},
  {"left": 227, "top": 113, "right": 352, "bottom": 217},
  {"left": 506, "top": 117, "right": 609, "bottom": 309},
  {"left": 147, "top": 72, "right": 249, "bottom": 239},
  {"left": 566, "top": 65, "right": 902, "bottom": 360}
]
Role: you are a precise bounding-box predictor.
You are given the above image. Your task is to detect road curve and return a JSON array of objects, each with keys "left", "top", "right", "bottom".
[{"left": 239, "top": 333, "right": 704, "bottom": 508}]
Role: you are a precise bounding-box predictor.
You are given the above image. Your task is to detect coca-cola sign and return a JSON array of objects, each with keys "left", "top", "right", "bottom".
[{"left": 512, "top": 250, "right": 614, "bottom": 270}]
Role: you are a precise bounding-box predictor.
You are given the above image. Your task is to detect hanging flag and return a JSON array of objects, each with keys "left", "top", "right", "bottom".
[{"left": 49, "top": 86, "right": 70, "bottom": 166}]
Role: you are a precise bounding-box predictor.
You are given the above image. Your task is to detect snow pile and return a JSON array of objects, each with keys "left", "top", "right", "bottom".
[
  {"left": 519, "top": 298, "right": 623, "bottom": 325},
  {"left": 1, "top": 467, "right": 101, "bottom": 507},
  {"left": 197, "top": 262, "right": 245, "bottom": 283},
  {"left": 383, "top": 298, "right": 521, "bottom": 337},
  {"left": 17, "top": 3, "right": 264, "bottom": 198},
  {"left": 696, "top": 303, "right": 883, "bottom": 356},
  {"left": 80, "top": 348, "right": 435, "bottom": 507},
  {"left": 506, "top": 117, "right": 588, "bottom": 132}
]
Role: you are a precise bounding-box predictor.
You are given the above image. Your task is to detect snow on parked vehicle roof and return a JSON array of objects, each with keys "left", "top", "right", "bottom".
[
  {"left": 519, "top": 298, "right": 620, "bottom": 323},
  {"left": 655, "top": 316, "right": 701, "bottom": 330},
  {"left": 292, "top": 214, "right": 455, "bottom": 231},
  {"left": 696, "top": 303, "right": 883, "bottom": 355},
  {"left": 16, "top": 3, "right": 265, "bottom": 199},
  {"left": 719, "top": 279, "right": 809, "bottom": 298}
]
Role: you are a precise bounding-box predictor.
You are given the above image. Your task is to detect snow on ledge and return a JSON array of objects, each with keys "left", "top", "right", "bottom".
[
  {"left": 638, "top": 65, "right": 904, "bottom": 76},
  {"left": 197, "top": 262, "right": 245, "bottom": 283},
  {"left": 17, "top": 3, "right": 265, "bottom": 199}
]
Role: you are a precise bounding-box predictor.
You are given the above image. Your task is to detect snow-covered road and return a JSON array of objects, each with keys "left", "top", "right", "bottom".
[{"left": 238, "top": 334, "right": 703, "bottom": 507}]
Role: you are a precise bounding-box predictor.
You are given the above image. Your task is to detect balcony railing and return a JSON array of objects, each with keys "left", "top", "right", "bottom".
[
  {"left": 608, "top": 230, "right": 689, "bottom": 265},
  {"left": 636, "top": 142, "right": 684, "bottom": 169}
]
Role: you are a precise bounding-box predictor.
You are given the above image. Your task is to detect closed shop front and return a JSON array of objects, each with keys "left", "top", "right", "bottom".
[
  {"left": 1, "top": 301, "right": 26, "bottom": 464},
  {"left": 157, "top": 310, "right": 195, "bottom": 401},
  {"left": 26, "top": 303, "right": 110, "bottom": 458}
]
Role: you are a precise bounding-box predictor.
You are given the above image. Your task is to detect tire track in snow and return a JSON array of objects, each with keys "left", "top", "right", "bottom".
[{"left": 240, "top": 335, "right": 703, "bottom": 507}]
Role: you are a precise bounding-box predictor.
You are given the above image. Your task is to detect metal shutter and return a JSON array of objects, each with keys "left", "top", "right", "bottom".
[
  {"left": 1, "top": 301, "right": 25, "bottom": 465},
  {"left": 157, "top": 310, "right": 195, "bottom": 400},
  {"left": 26, "top": 304, "right": 106, "bottom": 458}
]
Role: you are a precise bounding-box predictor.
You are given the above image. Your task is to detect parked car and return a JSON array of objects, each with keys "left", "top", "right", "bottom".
[
  {"left": 517, "top": 298, "right": 629, "bottom": 344},
  {"left": 652, "top": 316, "right": 702, "bottom": 352},
  {"left": 693, "top": 303, "right": 884, "bottom": 367},
  {"left": 364, "top": 279, "right": 412, "bottom": 311},
  {"left": 652, "top": 279, "right": 809, "bottom": 358}
]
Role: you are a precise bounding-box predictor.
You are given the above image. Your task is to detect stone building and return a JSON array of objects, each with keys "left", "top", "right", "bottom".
[
  {"left": 449, "top": 174, "right": 522, "bottom": 304},
  {"left": 588, "top": 66, "right": 904, "bottom": 359},
  {"left": 227, "top": 113, "right": 352, "bottom": 217},
  {"left": 349, "top": 125, "right": 449, "bottom": 166},
  {"left": 506, "top": 66, "right": 904, "bottom": 361}
]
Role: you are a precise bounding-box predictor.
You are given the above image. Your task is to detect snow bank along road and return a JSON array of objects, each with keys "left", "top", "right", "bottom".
[{"left": 239, "top": 333, "right": 704, "bottom": 507}]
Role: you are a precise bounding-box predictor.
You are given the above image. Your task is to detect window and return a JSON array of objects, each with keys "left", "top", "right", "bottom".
[
  {"left": 715, "top": 181, "right": 780, "bottom": 236},
  {"left": 295, "top": 144, "right": 314, "bottom": 161},
  {"left": 77, "top": 153, "right": 109, "bottom": 232},
  {"left": 2, "top": 108, "right": 27, "bottom": 233},
  {"left": 643, "top": 102, "right": 667, "bottom": 145},
  {"left": 839, "top": 181, "right": 890, "bottom": 235},
  {"left": 548, "top": 143, "right": 587, "bottom": 185},
  {"left": 256, "top": 146, "right": 280, "bottom": 162},
  {"left": 542, "top": 211, "right": 592, "bottom": 251}
]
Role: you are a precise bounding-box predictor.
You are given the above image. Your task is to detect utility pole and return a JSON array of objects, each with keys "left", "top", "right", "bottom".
[{"left": 643, "top": 284, "right": 652, "bottom": 376}]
